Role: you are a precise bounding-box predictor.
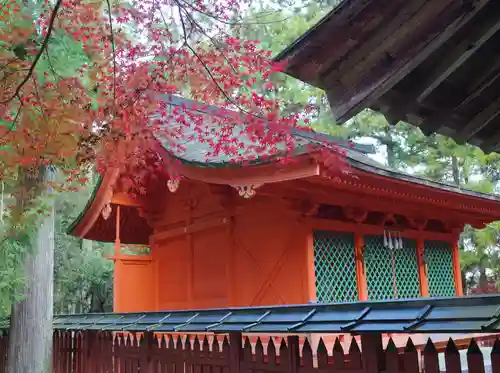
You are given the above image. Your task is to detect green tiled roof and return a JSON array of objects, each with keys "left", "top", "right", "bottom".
[
  {"left": 53, "top": 295, "right": 500, "bottom": 334},
  {"left": 151, "top": 94, "right": 374, "bottom": 168}
]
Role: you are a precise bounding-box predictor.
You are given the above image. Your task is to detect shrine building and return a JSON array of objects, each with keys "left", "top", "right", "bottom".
[{"left": 69, "top": 95, "right": 500, "bottom": 313}]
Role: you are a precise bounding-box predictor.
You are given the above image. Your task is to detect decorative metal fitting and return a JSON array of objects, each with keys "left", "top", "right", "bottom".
[
  {"left": 167, "top": 179, "right": 180, "bottom": 193},
  {"left": 232, "top": 184, "right": 262, "bottom": 199}
]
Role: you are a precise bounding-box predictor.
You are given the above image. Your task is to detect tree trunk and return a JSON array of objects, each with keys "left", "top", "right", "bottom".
[
  {"left": 7, "top": 167, "right": 55, "bottom": 373},
  {"left": 479, "top": 264, "right": 488, "bottom": 293},
  {"left": 385, "top": 138, "right": 397, "bottom": 169},
  {"left": 461, "top": 270, "right": 467, "bottom": 295},
  {"left": 451, "top": 155, "right": 460, "bottom": 186}
]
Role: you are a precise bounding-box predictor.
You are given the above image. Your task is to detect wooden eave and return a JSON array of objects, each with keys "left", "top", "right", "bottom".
[
  {"left": 276, "top": 0, "right": 500, "bottom": 152},
  {"left": 315, "top": 169, "right": 500, "bottom": 225},
  {"left": 67, "top": 169, "right": 152, "bottom": 245},
  {"left": 68, "top": 169, "right": 119, "bottom": 239},
  {"left": 69, "top": 146, "right": 500, "bottom": 245}
]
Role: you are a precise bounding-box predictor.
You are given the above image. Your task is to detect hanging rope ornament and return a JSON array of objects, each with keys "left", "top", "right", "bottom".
[
  {"left": 102, "top": 203, "right": 112, "bottom": 220},
  {"left": 383, "top": 230, "right": 403, "bottom": 250}
]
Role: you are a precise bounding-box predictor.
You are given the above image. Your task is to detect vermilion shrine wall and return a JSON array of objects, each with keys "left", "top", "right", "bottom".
[
  {"left": 149, "top": 182, "right": 310, "bottom": 310},
  {"left": 112, "top": 180, "right": 463, "bottom": 313}
]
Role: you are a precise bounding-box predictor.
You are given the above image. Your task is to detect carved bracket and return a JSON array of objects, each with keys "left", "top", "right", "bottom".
[
  {"left": 232, "top": 184, "right": 263, "bottom": 199},
  {"left": 342, "top": 206, "right": 368, "bottom": 223},
  {"left": 407, "top": 217, "right": 428, "bottom": 231},
  {"left": 288, "top": 199, "right": 319, "bottom": 217},
  {"left": 167, "top": 178, "right": 180, "bottom": 193},
  {"left": 444, "top": 221, "right": 465, "bottom": 234},
  {"left": 382, "top": 213, "right": 397, "bottom": 226},
  {"left": 102, "top": 203, "right": 112, "bottom": 220}
]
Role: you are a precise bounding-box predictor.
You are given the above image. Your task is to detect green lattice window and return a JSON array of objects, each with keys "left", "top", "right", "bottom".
[
  {"left": 313, "top": 231, "right": 358, "bottom": 303},
  {"left": 364, "top": 235, "right": 420, "bottom": 300},
  {"left": 424, "top": 240, "right": 456, "bottom": 297}
]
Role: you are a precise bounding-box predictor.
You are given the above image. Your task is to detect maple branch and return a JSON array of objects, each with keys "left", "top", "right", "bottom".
[
  {"left": 178, "top": 5, "right": 239, "bottom": 76},
  {"left": 176, "top": 0, "right": 291, "bottom": 26},
  {"left": 0, "top": 95, "right": 23, "bottom": 142},
  {"left": 178, "top": 9, "right": 236, "bottom": 106},
  {"left": 176, "top": 7, "right": 275, "bottom": 127},
  {"left": 44, "top": 49, "right": 63, "bottom": 80},
  {"left": 0, "top": 0, "right": 63, "bottom": 105},
  {"left": 0, "top": 58, "right": 20, "bottom": 72},
  {"left": 31, "top": 76, "right": 49, "bottom": 126},
  {"left": 105, "top": 0, "right": 117, "bottom": 113},
  {"left": 126, "top": 41, "right": 187, "bottom": 110}
]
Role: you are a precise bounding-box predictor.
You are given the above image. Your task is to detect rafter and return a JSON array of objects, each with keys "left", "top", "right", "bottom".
[
  {"left": 455, "top": 94, "right": 500, "bottom": 142},
  {"left": 319, "top": 0, "right": 417, "bottom": 84},
  {"left": 332, "top": 0, "right": 491, "bottom": 123},
  {"left": 418, "top": 59, "right": 500, "bottom": 137},
  {"left": 478, "top": 126, "right": 500, "bottom": 153},
  {"left": 415, "top": 8, "right": 500, "bottom": 104},
  {"left": 455, "top": 54, "right": 500, "bottom": 111}
]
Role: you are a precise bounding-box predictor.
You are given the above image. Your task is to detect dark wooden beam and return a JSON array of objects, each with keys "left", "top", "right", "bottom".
[
  {"left": 455, "top": 95, "right": 500, "bottom": 142},
  {"left": 276, "top": 0, "right": 375, "bottom": 70},
  {"left": 478, "top": 123, "right": 500, "bottom": 153},
  {"left": 320, "top": 0, "right": 422, "bottom": 84},
  {"left": 418, "top": 56, "right": 500, "bottom": 137},
  {"left": 454, "top": 54, "right": 500, "bottom": 112},
  {"left": 420, "top": 55, "right": 500, "bottom": 136},
  {"left": 339, "top": 0, "right": 454, "bottom": 89},
  {"left": 330, "top": 0, "right": 492, "bottom": 124},
  {"left": 415, "top": 5, "right": 500, "bottom": 104}
]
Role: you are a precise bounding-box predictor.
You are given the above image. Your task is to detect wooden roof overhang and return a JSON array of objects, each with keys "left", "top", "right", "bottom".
[
  {"left": 275, "top": 0, "right": 500, "bottom": 152},
  {"left": 67, "top": 169, "right": 153, "bottom": 245},
  {"left": 68, "top": 143, "right": 500, "bottom": 245}
]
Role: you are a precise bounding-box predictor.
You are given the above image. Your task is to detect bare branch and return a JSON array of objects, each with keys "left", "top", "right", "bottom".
[
  {"left": 176, "top": 7, "right": 272, "bottom": 124},
  {"left": 105, "top": 0, "right": 117, "bottom": 113},
  {"left": 177, "top": 0, "right": 292, "bottom": 26},
  {"left": 0, "top": 95, "right": 24, "bottom": 142}
]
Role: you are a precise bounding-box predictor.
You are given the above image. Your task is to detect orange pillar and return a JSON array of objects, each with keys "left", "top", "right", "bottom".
[
  {"left": 306, "top": 231, "right": 317, "bottom": 303},
  {"left": 451, "top": 240, "right": 464, "bottom": 296},
  {"left": 355, "top": 232, "right": 367, "bottom": 301},
  {"left": 113, "top": 205, "right": 123, "bottom": 312},
  {"left": 150, "top": 235, "right": 160, "bottom": 310},
  {"left": 186, "top": 204, "right": 194, "bottom": 308},
  {"left": 416, "top": 237, "right": 429, "bottom": 297},
  {"left": 226, "top": 216, "right": 236, "bottom": 306}
]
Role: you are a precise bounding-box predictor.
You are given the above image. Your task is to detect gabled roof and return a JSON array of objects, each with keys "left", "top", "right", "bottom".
[
  {"left": 275, "top": 0, "right": 500, "bottom": 152},
  {"left": 152, "top": 94, "right": 374, "bottom": 167},
  {"left": 68, "top": 95, "right": 500, "bottom": 244},
  {"left": 54, "top": 294, "right": 500, "bottom": 334}
]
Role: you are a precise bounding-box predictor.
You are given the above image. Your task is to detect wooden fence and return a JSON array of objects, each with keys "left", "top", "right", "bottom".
[{"left": 46, "top": 330, "right": 500, "bottom": 373}]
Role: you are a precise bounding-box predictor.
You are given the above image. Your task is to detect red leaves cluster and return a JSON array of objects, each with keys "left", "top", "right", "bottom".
[{"left": 0, "top": 0, "right": 347, "bottom": 201}]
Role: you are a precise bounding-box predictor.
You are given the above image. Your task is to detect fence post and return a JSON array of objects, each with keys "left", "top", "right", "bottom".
[
  {"left": 140, "top": 332, "right": 155, "bottom": 373},
  {"left": 229, "top": 332, "right": 242, "bottom": 373},
  {"left": 84, "top": 330, "right": 98, "bottom": 373},
  {"left": 360, "top": 333, "right": 384, "bottom": 373},
  {"left": 287, "top": 336, "right": 300, "bottom": 373}
]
